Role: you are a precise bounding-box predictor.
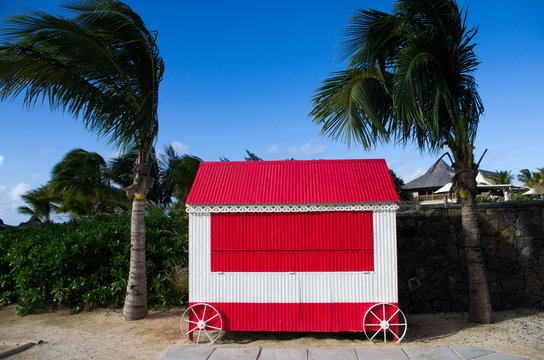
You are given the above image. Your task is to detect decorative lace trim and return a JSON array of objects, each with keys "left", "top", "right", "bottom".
[{"left": 186, "top": 203, "right": 399, "bottom": 214}]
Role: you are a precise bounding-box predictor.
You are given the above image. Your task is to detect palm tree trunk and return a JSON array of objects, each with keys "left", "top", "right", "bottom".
[
  {"left": 461, "top": 194, "right": 492, "bottom": 323},
  {"left": 123, "top": 149, "right": 154, "bottom": 320},
  {"left": 122, "top": 195, "right": 148, "bottom": 320},
  {"left": 456, "top": 163, "right": 492, "bottom": 324}
]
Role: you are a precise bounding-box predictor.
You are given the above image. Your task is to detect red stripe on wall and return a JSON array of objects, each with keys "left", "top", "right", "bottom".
[
  {"left": 211, "top": 251, "right": 374, "bottom": 272},
  {"left": 189, "top": 302, "right": 398, "bottom": 332},
  {"left": 211, "top": 211, "right": 374, "bottom": 272}
]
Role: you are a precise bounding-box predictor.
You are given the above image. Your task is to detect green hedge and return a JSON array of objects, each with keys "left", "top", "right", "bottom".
[{"left": 0, "top": 210, "right": 188, "bottom": 315}]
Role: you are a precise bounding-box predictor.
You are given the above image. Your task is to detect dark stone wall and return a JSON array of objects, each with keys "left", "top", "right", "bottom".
[{"left": 397, "top": 201, "right": 544, "bottom": 313}]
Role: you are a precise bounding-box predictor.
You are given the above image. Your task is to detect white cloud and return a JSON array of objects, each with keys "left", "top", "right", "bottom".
[
  {"left": 9, "top": 183, "right": 31, "bottom": 201},
  {"left": 170, "top": 141, "right": 188, "bottom": 154},
  {"left": 288, "top": 143, "right": 327, "bottom": 157},
  {"left": 0, "top": 183, "right": 31, "bottom": 225},
  {"left": 0, "top": 155, "right": 3, "bottom": 166},
  {"left": 266, "top": 145, "right": 278, "bottom": 155},
  {"left": 388, "top": 155, "right": 429, "bottom": 183}
]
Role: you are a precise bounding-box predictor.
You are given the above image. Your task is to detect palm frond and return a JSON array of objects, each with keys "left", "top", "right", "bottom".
[
  {"left": 310, "top": 68, "right": 392, "bottom": 148},
  {"left": 17, "top": 184, "right": 58, "bottom": 222},
  {"left": 0, "top": 0, "right": 164, "bottom": 152},
  {"left": 310, "top": 0, "right": 483, "bottom": 157}
]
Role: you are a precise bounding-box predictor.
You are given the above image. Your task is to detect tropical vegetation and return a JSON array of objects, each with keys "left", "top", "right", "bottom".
[
  {"left": 518, "top": 168, "right": 544, "bottom": 188},
  {"left": 489, "top": 170, "right": 514, "bottom": 185},
  {"left": 518, "top": 167, "right": 544, "bottom": 196},
  {"left": 310, "top": 0, "right": 492, "bottom": 322},
  {"left": 18, "top": 146, "right": 202, "bottom": 223},
  {"left": 389, "top": 170, "right": 406, "bottom": 200},
  {"left": 49, "top": 149, "right": 126, "bottom": 218},
  {"left": 0, "top": 210, "right": 188, "bottom": 315},
  {"left": 244, "top": 149, "right": 264, "bottom": 161},
  {"left": 17, "top": 185, "right": 59, "bottom": 223},
  {"left": 0, "top": 0, "right": 164, "bottom": 319}
]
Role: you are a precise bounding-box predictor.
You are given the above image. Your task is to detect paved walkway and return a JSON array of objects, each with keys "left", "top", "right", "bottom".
[{"left": 161, "top": 346, "right": 527, "bottom": 360}]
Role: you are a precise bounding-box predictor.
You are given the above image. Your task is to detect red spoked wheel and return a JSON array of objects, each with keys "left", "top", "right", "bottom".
[
  {"left": 180, "top": 303, "right": 223, "bottom": 344},
  {"left": 363, "top": 303, "right": 407, "bottom": 343}
]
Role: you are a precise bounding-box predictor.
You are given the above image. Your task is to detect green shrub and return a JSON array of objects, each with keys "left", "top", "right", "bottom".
[{"left": 0, "top": 211, "right": 188, "bottom": 315}]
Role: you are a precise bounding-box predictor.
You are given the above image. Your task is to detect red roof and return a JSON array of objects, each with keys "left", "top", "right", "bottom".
[{"left": 186, "top": 159, "right": 399, "bottom": 204}]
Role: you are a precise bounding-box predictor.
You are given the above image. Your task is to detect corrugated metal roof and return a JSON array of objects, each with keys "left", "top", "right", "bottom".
[{"left": 186, "top": 159, "right": 398, "bottom": 204}]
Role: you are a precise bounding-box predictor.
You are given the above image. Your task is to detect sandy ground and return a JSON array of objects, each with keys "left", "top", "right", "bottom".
[{"left": 0, "top": 305, "right": 543, "bottom": 360}]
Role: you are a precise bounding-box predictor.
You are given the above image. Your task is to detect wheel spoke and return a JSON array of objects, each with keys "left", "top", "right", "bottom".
[
  {"left": 388, "top": 328, "right": 401, "bottom": 341},
  {"left": 370, "top": 330, "right": 381, "bottom": 341},
  {"left": 196, "top": 329, "right": 202, "bottom": 344},
  {"left": 389, "top": 323, "right": 407, "bottom": 326},
  {"left": 369, "top": 310, "right": 382, "bottom": 322},
  {"left": 191, "top": 307, "right": 201, "bottom": 322},
  {"left": 206, "top": 325, "right": 222, "bottom": 330},
  {"left": 186, "top": 320, "right": 199, "bottom": 325},
  {"left": 186, "top": 326, "right": 197, "bottom": 335},
  {"left": 202, "top": 305, "right": 207, "bottom": 321},
  {"left": 384, "top": 327, "right": 386, "bottom": 343},
  {"left": 206, "top": 313, "right": 220, "bottom": 323},
  {"left": 387, "top": 308, "right": 400, "bottom": 323},
  {"left": 203, "top": 328, "right": 213, "bottom": 343}
]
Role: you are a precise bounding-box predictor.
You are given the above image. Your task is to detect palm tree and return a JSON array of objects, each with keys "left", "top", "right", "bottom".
[
  {"left": 310, "top": 0, "right": 491, "bottom": 322},
  {"left": 49, "top": 148, "right": 125, "bottom": 217},
  {"left": 244, "top": 149, "right": 263, "bottom": 161},
  {"left": 489, "top": 170, "right": 514, "bottom": 185},
  {"left": 18, "top": 184, "right": 58, "bottom": 223},
  {"left": 160, "top": 144, "right": 202, "bottom": 206},
  {"left": 517, "top": 168, "right": 543, "bottom": 187},
  {"left": 518, "top": 168, "right": 544, "bottom": 195},
  {"left": 0, "top": 0, "right": 164, "bottom": 319}
]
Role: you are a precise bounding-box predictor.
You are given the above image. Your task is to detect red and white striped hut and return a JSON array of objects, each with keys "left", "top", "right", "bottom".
[{"left": 182, "top": 159, "right": 405, "bottom": 343}]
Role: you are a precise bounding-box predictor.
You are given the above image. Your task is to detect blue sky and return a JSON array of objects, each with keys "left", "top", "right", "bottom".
[{"left": 0, "top": 0, "right": 543, "bottom": 225}]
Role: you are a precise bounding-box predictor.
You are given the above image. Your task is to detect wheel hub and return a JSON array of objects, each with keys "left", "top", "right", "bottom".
[
  {"left": 380, "top": 320, "right": 390, "bottom": 330},
  {"left": 197, "top": 320, "right": 206, "bottom": 329}
]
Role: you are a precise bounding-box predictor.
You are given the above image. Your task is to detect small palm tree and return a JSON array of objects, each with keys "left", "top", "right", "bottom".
[
  {"left": 311, "top": 0, "right": 491, "bottom": 322},
  {"left": 0, "top": 0, "right": 164, "bottom": 319},
  {"left": 49, "top": 148, "right": 124, "bottom": 217},
  {"left": 18, "top": 185, "right": 58, "bottom": 223},
  {"left": 160, "top": 144, "right": 202, "bottom": 206},
  {"left": 518, "top": 168, "right": 543, "bottom": 187},
  {"left": 518, "top": 168, "right": 544, "bottom": 195},
  {"left": 244, "top": 150, "right": 263, "bottom": 161},
  {"left": 489, "top": 170, "right": 514, "bottom": 185}
]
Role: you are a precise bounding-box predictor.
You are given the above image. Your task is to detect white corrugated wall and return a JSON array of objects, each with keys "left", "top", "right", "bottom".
[{"left": 189, "top": 209, "right": 398, "bottom": 304}]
